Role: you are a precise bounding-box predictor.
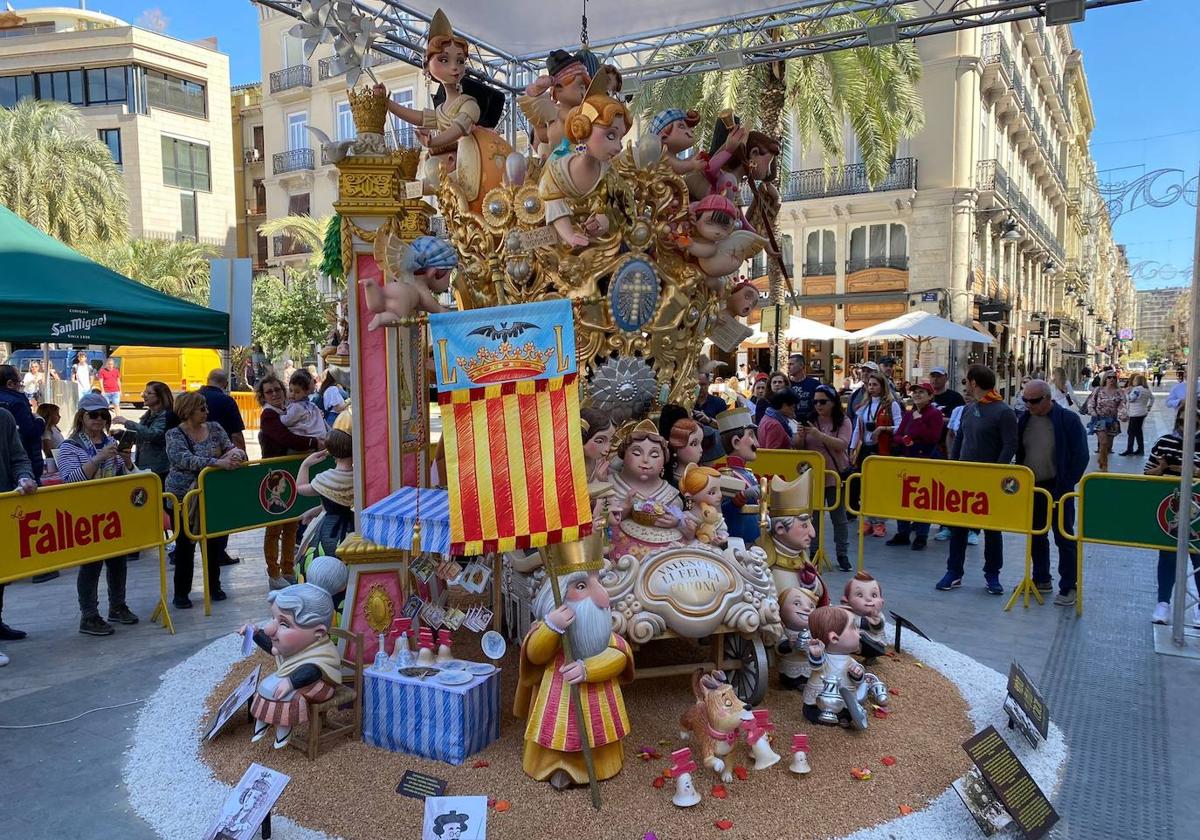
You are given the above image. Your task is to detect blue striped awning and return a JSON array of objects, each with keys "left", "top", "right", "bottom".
[{"left": 360, "top": 487, "right": 452, "bottom": 555}]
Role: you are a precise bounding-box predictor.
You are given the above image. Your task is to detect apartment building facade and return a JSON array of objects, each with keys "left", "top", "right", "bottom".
[
  {"left": 770, "top": 18, "right": 1133, "bottom": 387},
  {"left": 0, "top": 6, "right": 237, "bottom": 252},
  {"left": 254, "top": 4, "right": 425, "bottom": 280}
]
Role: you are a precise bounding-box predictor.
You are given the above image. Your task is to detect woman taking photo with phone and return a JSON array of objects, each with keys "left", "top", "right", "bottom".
[{"left": 848, "top": 372, "right": 901, "bottom": 538}]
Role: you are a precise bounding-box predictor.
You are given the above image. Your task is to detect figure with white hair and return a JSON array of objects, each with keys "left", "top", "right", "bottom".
[
  {"left": 240, "top": 580, "right": 342, "bottom": 749},
  {"left": 513, "top": 570, "right": 635, "bottom": 789}
]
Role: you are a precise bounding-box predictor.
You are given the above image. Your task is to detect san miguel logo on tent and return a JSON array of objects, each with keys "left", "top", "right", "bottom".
[
  {"left": 259, "top": 470, "right": 298, "bottom": 515},
  {"left": 49, "top": 312, "right": 108, "bottom": 338},
  {"left": 1156, "top": 489, "right": 1200, "bottom": 544}
]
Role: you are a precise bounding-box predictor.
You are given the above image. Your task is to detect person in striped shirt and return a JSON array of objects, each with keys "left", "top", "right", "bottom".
[{"left": 1145, "top": 403, "right": 1200, "bottom": 626}]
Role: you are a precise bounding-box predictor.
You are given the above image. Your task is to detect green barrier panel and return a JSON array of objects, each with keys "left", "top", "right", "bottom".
[
  {"left": 1078, "top": 473, "right": 1200, "bottom": 553},
  {"left": 198, "top": 454, "right": 334, "bottom": 538}
]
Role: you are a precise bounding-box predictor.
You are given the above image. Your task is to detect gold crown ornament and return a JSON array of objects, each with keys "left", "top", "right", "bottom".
[
  {"left": 546, "top": 530, "right": 605, "bottom": 574},
  {"left": 457, "top": 342, "right": 554, "bottom": 383},
  {"left": 768, "top": 474, "right": 812, "bottom": 517},
  {"left": 348, "top": 86, "right": 388, "bottom": 136}
]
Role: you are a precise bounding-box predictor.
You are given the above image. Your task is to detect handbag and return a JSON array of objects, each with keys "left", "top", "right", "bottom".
[{"left": 1079, "top": 389, "right": 1095, "bottom": 416}]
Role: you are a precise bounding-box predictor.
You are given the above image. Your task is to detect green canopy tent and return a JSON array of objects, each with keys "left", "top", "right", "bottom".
[{"left": 0, "top": 205, "right": 229, "bottom": 348}]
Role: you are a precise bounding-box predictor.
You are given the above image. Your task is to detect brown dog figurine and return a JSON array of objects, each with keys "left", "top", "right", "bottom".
[{"left": 679, "top": 669, "right": 754, "bottom": 782}]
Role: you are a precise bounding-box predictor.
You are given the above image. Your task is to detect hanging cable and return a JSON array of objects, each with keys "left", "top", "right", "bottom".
[{"left": 580, "top": 0, "right": 589, "bottom": 48}]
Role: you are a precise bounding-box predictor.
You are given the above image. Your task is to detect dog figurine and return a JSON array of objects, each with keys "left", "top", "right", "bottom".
[{"left": 679, "top": 669, "right": 755, "bottom": 783}]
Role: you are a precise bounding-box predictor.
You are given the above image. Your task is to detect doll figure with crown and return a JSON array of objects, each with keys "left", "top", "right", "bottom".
[
  {"left": 761, "top": 473, "right": 827, "bottom": 598},
  {"left": 607, "top": 420, "right": 687, "bottom": 560}
]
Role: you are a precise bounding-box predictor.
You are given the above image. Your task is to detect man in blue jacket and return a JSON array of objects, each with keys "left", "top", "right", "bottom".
[{"left": 1017, "top": 379, "right": 1090, "bottom": 605}]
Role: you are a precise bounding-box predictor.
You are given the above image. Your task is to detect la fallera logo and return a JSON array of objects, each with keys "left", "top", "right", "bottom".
[
  {"left": 900, "top": 472, "right": 990, "bottom": 515},
  {"left": 18, "top": 507, "right": 123, "bottom": 559}
]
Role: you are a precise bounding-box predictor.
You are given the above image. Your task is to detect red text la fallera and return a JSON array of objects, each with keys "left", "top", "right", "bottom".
[
  {"left": 900, "top": 475, "right": 990, "bottom": 515},
  {"left": 18, "top": 509, "right": 123, "bottom": 559}
]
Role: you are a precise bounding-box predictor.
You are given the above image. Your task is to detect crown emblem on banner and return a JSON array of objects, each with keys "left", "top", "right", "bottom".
[{"left": 458, "top": 342, "right": 555, "bottom": 384}]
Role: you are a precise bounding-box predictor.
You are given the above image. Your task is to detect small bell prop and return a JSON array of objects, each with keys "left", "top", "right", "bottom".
[
  {"left": 746, "top": 709, "right": 781, "bottom": 770},
  {"left": 390, "top": 617, "right": 414, "bottom": 667},
  {"left": 416, "top": 626, "right": 436, "bottom": 666},
  {"left": 789, "top": 733, "right": 811, "bottom": 775},
  {"left": 669, "top": 748, "right": 701, "bottom": 807},
  {"left": 436, "top": 628, "right": 454, "bottom": 663}
]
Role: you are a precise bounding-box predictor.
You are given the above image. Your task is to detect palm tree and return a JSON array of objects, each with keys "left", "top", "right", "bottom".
[
  {"left": 80, "top": 237, "right": 220, "bottom": 306},
  {"left": 259, "top": 214, "right": 335, "bottom": 279},
  {"left": 637, "top": 8, "right": 924, "bottom": 311},
  {"left": 0, "top": 99, "right": 128, "bottom": 246}
]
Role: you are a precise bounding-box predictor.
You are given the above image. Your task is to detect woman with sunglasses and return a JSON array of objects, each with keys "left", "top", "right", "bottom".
[
  {"left": 1119, "top": 373, "right": 1153, "bottom": 457},
  {"left": 886, "top": 382, "right": 945, "bottom": 551},
  {"left": 848, "top": 373, "right": 901, "bottom": 538},
  {"left": 1084, "top": 371, "right": 1125, "bottom": 472},
  {"left": 165, "top": 391, "right": 246, "bottom": 608},
  {"left": 55, "top": 393, "right": 139, "bottom": 636},
  {"left": 795, "top": 384, "right": 852, "bottom": 570}
]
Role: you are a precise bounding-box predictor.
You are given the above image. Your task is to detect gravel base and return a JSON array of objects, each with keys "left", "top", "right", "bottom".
[{"left": 126, "top": 631, "right": 1065, "bottom": 840}]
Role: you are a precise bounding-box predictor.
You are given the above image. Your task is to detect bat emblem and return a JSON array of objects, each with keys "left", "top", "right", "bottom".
[{"left": 468, "top": 321, "right": 539, "bottom": 342}]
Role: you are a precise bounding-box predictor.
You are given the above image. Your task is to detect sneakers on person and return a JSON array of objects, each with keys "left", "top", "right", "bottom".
[
  {"left": 269, "top": 576, "right": 290, "bottom": 591},
  {"left": 935, "top": 573, "right": 963, "bottom": 591},
  {"left": 911, "top": 536, "right": 927, "bottom": 551},
  {"left": 861, "top": 520, "right": 873, "bottom": 535},
  {"left": 0, "top": 651, "right": 8, "bottom": 667},
  {"left": 872, "top": 523, "right": 887, "bottom": 538},
  {"left": 934, "top": 527, "right": 951, "bottom": 542},
  {"left": 967, "top": 531, "right": 980, "bottom": 546},
  {"left": 218, "top": 554, "right": 241, "bottom": 567},
  {"left": 885, "top": 534, "right": 910, "bottom": 547},
  {"left": 837, "top": 555, "right": 853, "bottom": 572},
  {"left": 107, "top": 605, "right": 139, "bottom": 625},
  {"left": 0, "top": 622, "right": 27, "bottom": 641},
  {"left": 172, "top": 597, "right": 193, "bottom": 609},
  {"left": 1034, "top": 580, "right": 1054, "bottom": 593},
  {"left": 1053, "top": 590, "right": 1076, "bottom": 606},
  {"left": 79, "top": 615, "right": 115, "bottom": 636},
  {"left": 210, "top": 589, "right": 228, "bottom": 602},
  {"left": 1151, "top": 602, "right": 1170, "bottom": 624},
  {"left": 984, "top": 574, "right": 1004, "bottom": 595}
]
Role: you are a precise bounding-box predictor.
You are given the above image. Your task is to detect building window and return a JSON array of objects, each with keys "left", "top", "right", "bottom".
[
  {"left": 389, "top": 88, "right": 415, "bottom": 147},
  {"left": 287, "top": 112, "right": 308, "bottom": 151},
  {"left": 35, "top": 70, "right": 85, "bottom": 105},
  {"left": 0, "top": 74, "right": 33, "bottom": 107},
  {"left": 97, "top": 129, "right": 121, "bottom": 165},
  {"left": 282, "top": 33, "right": 305, "bottom": 68},
  {"left": 180, "top": 191, "right": 198, "bottom": 241},
  {"left": 849, "top": 223, "right": 908, "bottom": 271},
  {"left": 145, "top": 70, "right": 206, "bottom": 118},
  {"left": 335, "top": 100, "right": 355, "bottom": 141},
  {"left": 288, "top": 193, "right": 311, "bottom": 216},
  {"left": 161, "top": 136, "right": 211, "bottom": 191},
  {"left": 86, "top": 66, "right": 128, "bottom": 105},
  {"left": 805, "top": 229, "right": 837, "bottom": 275}
]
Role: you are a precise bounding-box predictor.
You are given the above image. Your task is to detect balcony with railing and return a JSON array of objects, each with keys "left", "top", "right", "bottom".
[
  {"left": 245, "top": 201, "right": 265, "bottom": 216},
  {"left": 775, "top": 158, "right": 917, "bottom": 202},
  {"left": 802, "top": 260, "right": 838, "bottom": 277},
  {"left": 976, "top": 159, "right": 1065, "bottom": 263},
  {"left": 273, "top": 148, "right": 314, "bottom": 175},
  {"left": 318, "top": 50, "right": 400, "bottom": 80},
  {"left": 847, "top": 255, "right": 909, "bottom": 273},
  {"left": 243, "top": 147, "right": 264, "bottom": 166},
  {"left": 269, "top": 65, "right": 311, "bottom": 95},
  {"left": 385, "top": 126, "right": 418, "bottom": 149},
  {"left": 274, "top": 234, "right": 312, "bottom": 257}
]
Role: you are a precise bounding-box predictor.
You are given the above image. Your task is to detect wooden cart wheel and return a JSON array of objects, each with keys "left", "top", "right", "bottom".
[{"left": 724, "top": 634, "right": 768, "bottom": 706}]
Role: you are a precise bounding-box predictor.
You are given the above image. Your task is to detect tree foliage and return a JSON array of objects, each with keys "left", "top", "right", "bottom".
[
  {"left": 80, "top": 237, "right": 220, "bottom": 306},
  {"left": 258, "top": 213, "right": 334, "bottom": 279},
  {"left": 0, "top": 99, "right": 128, "bottom": 246},
  {"left": 251, "top": 271, "right": 335, "bottom": 360}
]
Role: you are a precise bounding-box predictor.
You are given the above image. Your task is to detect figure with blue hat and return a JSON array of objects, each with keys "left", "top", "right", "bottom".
[
  {"left": 716, "top": 406, "right": 762, "bottom": 545},
  {"left": 362, "top": 235, "right": 459, "bottom": 330}
]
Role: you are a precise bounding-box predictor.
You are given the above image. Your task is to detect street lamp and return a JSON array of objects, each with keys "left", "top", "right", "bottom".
[
  {"left": 1001, "top": 217, "right": 1022, "bottom": 242},
  {"left": 1043, "top": 260, "right": 1058, "bottom": 275}
]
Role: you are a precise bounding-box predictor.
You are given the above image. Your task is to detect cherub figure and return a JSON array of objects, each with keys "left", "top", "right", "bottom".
[
  {"left": 538, "top": 72, "right": 629, "bottom": 248},
  {"left": 685, "top": 194, "right": 766, "bottom": 281},
  {"left": 679, "top": 463, "right": 729, "bottom": 548},
  {"left": 519, "top": 49, "right": 592, "bottom": 160},
  {"left": 726, "top": 281, "right": 760, "bottom": 318},
  {"left": 361, "top": 236, "right": 458, "bottom": 329}
]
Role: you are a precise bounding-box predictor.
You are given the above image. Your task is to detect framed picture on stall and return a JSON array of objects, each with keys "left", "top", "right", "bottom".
[{"left": 340, "top": 563, "right": 407, "bottom": 666}]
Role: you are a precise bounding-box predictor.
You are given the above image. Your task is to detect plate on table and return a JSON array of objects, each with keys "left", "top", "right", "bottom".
[
  {"left": 440, "top": 659, "right": 469, "bottom": 671},
  {"left": 398, "top": 667, "right": 440, "bottom": 680},
  {"left": 464, "top": 662, "right": 495, "bottom": 676},
  {"left": 436, "top": 669, "right": 474, "bottom": 686}
]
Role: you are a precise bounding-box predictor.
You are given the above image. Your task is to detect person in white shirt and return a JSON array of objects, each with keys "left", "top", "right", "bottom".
[
  {"left": 1119, "top": 373, "right": 1154, "bottom": 456},
  {"left": 71, "top": 350, "right": 93, "bottom": 398},
  {"left": 1166, "top": 369, "right": 1196, "bottom": 409},
  {"left": 1049, "top": 368, "right": 1076, "bottom": 410}
]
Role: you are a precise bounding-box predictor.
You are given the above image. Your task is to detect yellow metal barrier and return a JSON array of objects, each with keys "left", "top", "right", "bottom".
[
  {"left": 231, "top": 390, "right": 261, "bottom": 431},
  {"left": 751, "top": 448, "right": 841, "bottom": 571},
  {"left": 0, "top": 473, "right": 176, "bottom": 634}
]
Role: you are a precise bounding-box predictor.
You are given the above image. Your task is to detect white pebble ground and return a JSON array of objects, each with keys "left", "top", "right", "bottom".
[{"left": 124, "top": 631, "right": 1065, "bottom": 839}]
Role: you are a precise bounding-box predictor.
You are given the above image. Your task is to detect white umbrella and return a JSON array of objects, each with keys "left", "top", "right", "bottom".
[
  {"left": 847, "top": 310, "right": 995, "bottom": 344},
  {"left": 745, "top": 315, "right": 852, "bottom": 346}
]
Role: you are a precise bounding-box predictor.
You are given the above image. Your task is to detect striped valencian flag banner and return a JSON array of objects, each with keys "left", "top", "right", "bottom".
[{"left": 428, "top": 299, "right": 591, "bottom": 555}]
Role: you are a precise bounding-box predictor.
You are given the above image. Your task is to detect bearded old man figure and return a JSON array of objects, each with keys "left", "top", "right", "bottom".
[{"left": 513, "top": 570, "right": 636, "bottom": 789}]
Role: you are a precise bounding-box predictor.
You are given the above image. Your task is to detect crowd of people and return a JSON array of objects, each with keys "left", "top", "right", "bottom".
[{"left": 0, "top": 357, "right": 353, "bottom": 666}]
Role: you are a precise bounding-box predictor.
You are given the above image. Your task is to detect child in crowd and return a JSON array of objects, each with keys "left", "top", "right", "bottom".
[
  {"left": 37, "top": 403, "right": 63, "bottom": 475},
  {"left": 275, "top": 370, "right": 327, "bottom": 439},
  {"left": 297, "top": 428, "right": 355, "bottom": 558}
]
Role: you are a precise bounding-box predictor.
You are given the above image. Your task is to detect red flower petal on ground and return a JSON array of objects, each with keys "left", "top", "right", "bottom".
[
  {"left": 714, "top": 819, "right": 734, "bottom": 830},
  {"left": 881, "top": 756, "right": 897, "bottom": 766},
  {"left": 652, "top": 776, "right": 666, "bottom": 789},
  {"left": 494, "top": 800, "right": 511, "bottom": 812},
  {"left": 874, "top": 708, "right": 890, "bottom": 719},
  {"left": 472, "top": 760, "right": 490, "bottom": 768},
  {"left": 890, "top": 687, "right": 901, "bottom": 695},
  {"left": 711, "top": 784, "right": 728, "bottom": 799},
  {"left": 733, "top": 766, "right": 749, "bottom": 781},
  {"left": 898, "top": 805, "right": 914, "bottom": 816}
]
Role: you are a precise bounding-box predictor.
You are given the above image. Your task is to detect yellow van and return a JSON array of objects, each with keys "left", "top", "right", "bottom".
[{"left": 110, "top": 346, "right": 223, "bottom": 406}]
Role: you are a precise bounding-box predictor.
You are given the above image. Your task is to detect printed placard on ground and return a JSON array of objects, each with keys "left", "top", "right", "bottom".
[
  {"left": 1078, "top": 473, "right": 1200, "bottom": 551},
  {"left": 0, "top": 472, "right": 165, "bottom": 584},
  {"left": 963, "top": 726, "right": 1059, "bottom": 840},
  {"left": 203, "top": 763, "right": 289, "bottom": 840},
  {"left": 198, "top": 455, "right": 332, "bottom": 538},
  {"left": 859, "top": 456, "right": 1036, "bottom": 533},
  {"left": 421, "top": 795, "right": 488, "bottom": 840},
  {"left": 206, "top": 665, "right": 261, "bottom": 741},
  {"left": 1006, "top": 661, "right": 1049, "bottom": 743},
  {"left": 397, "top": 770, "right": 449, "bottom": 800},
  {"left": 952, "top": 767, "right": 1013, "bottom": 835}
]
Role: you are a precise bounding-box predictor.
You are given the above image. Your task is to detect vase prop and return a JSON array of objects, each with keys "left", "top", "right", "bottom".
[
  {"left": 372, "top": 631, "right": 393, "bottom": 671},
  {"left": 669, "top": 748, "right": 701, "bottom": 808},
  {"left": 746, "top": 709, "right": 781, "bottom": 770},
  {"left": 416, "top": 626, "right": 436, "bottom": 666},
  {"left": 436, "top": 628, "right": 453, "bottom": 663},
  {"left": 789, "top": 733, "right": 811, "bottom": 775},
  {"left": 390, "top": 617, "right": 414, "bottom": 667}
]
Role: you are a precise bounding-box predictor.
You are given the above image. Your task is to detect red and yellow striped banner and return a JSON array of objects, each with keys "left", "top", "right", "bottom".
[{"left": 438, "top": 372, "right": 592, "bottom": 555}]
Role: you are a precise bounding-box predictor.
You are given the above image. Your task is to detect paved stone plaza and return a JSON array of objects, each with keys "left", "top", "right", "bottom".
[{"left": 1, "top": 391, "right": 1197, "bottom": 840}]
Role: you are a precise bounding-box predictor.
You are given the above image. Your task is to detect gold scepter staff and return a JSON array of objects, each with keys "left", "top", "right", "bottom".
[
  {"left": 718, "top": 109, "right": 796, "bottom": 303},
  {"left": 540, "top": 531, "right": 605, "bottom": 809}
]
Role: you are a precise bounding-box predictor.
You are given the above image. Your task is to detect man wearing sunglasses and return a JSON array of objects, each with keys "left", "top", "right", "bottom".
[{"left": 1016, "top": 379, "right": 1089, "bottom": 606}]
